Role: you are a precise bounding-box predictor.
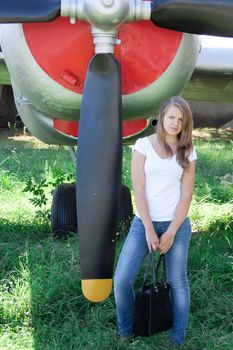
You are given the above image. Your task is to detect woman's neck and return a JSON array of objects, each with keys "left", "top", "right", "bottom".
[{"left": 164, "top": 135, "right": 178, "bottom": 144}]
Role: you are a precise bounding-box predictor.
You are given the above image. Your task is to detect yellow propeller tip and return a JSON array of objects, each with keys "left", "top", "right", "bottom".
[{"left": 81, "top": 278, "right": 113, "bottom": 302}]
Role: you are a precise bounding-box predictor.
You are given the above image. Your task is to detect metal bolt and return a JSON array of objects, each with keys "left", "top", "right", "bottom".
[{"left": 102, "top": 0, "right": 114, "bottom": 7}]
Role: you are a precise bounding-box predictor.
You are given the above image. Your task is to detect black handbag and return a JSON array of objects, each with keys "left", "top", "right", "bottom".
[{"left": 132, "top": 253, "right": 173, "bottom": 337}]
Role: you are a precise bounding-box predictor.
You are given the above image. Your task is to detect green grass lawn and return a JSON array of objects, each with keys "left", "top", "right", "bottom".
[{"left": 0, "top": 129, "right": 232, "bottom": 350}]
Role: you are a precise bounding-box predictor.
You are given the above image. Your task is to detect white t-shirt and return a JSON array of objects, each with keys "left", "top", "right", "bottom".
[{"left": 133, "top": 136, "right": 197, "bottom": 221}]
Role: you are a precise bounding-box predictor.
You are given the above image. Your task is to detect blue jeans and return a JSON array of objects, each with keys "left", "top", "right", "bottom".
[{"left": 114, "top": 216, "right": 192, "bottom": 345}]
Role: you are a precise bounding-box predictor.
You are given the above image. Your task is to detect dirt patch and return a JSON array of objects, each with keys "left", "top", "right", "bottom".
[
  {"left": 192, "top": 128, "right": 233, "bottom": 140},
  {"left": 0, "top": 128, "right": 37, "bottom": 142}
]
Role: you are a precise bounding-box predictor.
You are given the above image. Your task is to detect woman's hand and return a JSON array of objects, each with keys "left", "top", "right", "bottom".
[
  {"left": 145, "top": 227, "right": 160, "bottom": 253},
  {"left": 159, "top": 230, "right": 175, "bottom": 254}
]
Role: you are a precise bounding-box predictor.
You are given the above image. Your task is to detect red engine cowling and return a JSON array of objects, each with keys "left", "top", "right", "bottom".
[{"left": 1, "top": 19, "right": 199, "bottom": 144}]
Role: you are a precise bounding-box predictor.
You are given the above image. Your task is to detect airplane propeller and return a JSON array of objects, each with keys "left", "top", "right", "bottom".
[
  {"left": 0, "top": 0, "right": 60, "bottom": 23},
  {"left": 1, "top": 0, "right": 233, "bottom": 37},
  {"left": 0, "top": 0, "right": 233, "bottom": 302},
  {"left": 77, "top": 54, "right": 122, "bottom": 302},
  {"left": 151, "top": 0, "right": 233, "bottom": 37}
]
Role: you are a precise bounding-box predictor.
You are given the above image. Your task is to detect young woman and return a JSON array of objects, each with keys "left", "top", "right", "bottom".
[{"left": 114, "top": 96, "right": 197, "bottom": 346}]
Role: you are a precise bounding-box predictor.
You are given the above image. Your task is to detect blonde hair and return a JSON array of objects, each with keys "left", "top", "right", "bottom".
[{"left": 157, "top": 96, "right": 194, "bottom": 169}]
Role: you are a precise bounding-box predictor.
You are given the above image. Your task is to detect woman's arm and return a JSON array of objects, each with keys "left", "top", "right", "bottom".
[
  {"left": 131, "top": 150, "right": 159, "bottom": 252},
  {"left": 159, "top": 160, "right": 196, "bottom": 254}
]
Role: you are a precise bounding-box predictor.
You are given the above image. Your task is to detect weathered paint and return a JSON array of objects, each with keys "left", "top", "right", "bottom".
[{"left": 23, "top": 19, "right": 182, "bottom": 95}]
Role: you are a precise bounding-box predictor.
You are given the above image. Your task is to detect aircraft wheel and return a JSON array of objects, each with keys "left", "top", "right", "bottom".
[
  {"left": 51, "top": 183, "right": 77, "bottom": 238},
  {"left": 118, "top": 184, "right": 133, "bottom": 231}
]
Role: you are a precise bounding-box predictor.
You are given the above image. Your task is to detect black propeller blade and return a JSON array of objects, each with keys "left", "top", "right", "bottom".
[
  {"left": 151, "top": 0, "right": 233, "bottom": 37},
  {"left": 0, "top": 0, "right": 60, "bottom": 23},
  {"left": 77, "top": 54, "right": 122, "bottom": 302}
]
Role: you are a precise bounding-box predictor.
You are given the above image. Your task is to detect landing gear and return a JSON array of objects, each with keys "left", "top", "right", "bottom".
[
  {"left": 51, "top": 183, "right": 133, "bottom": 238},
  {"left": 51, "top": 183, "right": 77, "bottom": 238},
  {"left": 0, "top": 85, "right": 18, "bottom": 128}
]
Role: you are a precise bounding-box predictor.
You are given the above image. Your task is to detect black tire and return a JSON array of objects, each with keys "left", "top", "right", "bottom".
[
  {"left": 51, "top": 183, "right": 77, "bottom": 238},
  {"left": 118, "top": 184, "right": 133, "bottom": 231},
  {"left": 0, "top": 85, "right": 18, "bottom": 128}
]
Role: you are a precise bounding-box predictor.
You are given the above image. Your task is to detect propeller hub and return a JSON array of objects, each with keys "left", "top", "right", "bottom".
[
  {"left": 61, "top": 0, "right": 151, "bottom": 29},
  {"left": 102, "top": 0, "right": 114, "bottom": 7},
  {"left": 84, "top": 0, "right": 129, "bottom": 31},
  {"left": 92, "top": 27, "right": 120, "bottom": 54}
]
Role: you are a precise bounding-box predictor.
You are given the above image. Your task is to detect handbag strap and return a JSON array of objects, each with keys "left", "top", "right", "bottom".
[
  {"left": 155, "top": 254, "right": 167, "bottom": 283},
  {"left": 140, "top": 253, "right": 166, "bottom": 291}
]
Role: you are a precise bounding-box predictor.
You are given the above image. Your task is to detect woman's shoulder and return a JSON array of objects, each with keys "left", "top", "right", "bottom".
[
  {"left": 134, "top": 136, "right": 151, "bottom": 146},
  {"left": 188, "top": 145, "right": 197, "bottom": 161},
  {"left": 133, "top": 136, "right": 150, "bottom": 156}
]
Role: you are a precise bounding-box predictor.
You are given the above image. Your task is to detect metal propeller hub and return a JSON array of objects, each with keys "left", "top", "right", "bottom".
[
  {"left": 61, "top": 0, "right": 151, "bottom": 29},
  {"left": 60, "top": 0, "right": 151, "bottom": 53},
  {"left": 84, "top": 0, "right": 129, "bottom": 30}
]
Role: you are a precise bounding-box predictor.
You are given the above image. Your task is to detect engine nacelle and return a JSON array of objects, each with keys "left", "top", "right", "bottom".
[{"left": 0, "top": 19, "right": 200, "bottom": 144}]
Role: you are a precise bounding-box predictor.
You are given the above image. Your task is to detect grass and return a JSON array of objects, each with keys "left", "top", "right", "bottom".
[
  {"left": 0, "top": 129, "right": 233, "bottom": 350},
  {"left": 190, "top": 134, "right": 233, "bottom": 234}
]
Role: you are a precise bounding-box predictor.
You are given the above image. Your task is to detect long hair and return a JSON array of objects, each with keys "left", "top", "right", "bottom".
[{"left": 157, "top": 96, "right": 194, "bottom": 169}]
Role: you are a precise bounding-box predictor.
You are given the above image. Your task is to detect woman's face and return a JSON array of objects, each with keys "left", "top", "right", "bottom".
[{"left": 163, "top": 105, "right": 183, "bottom": 137}]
